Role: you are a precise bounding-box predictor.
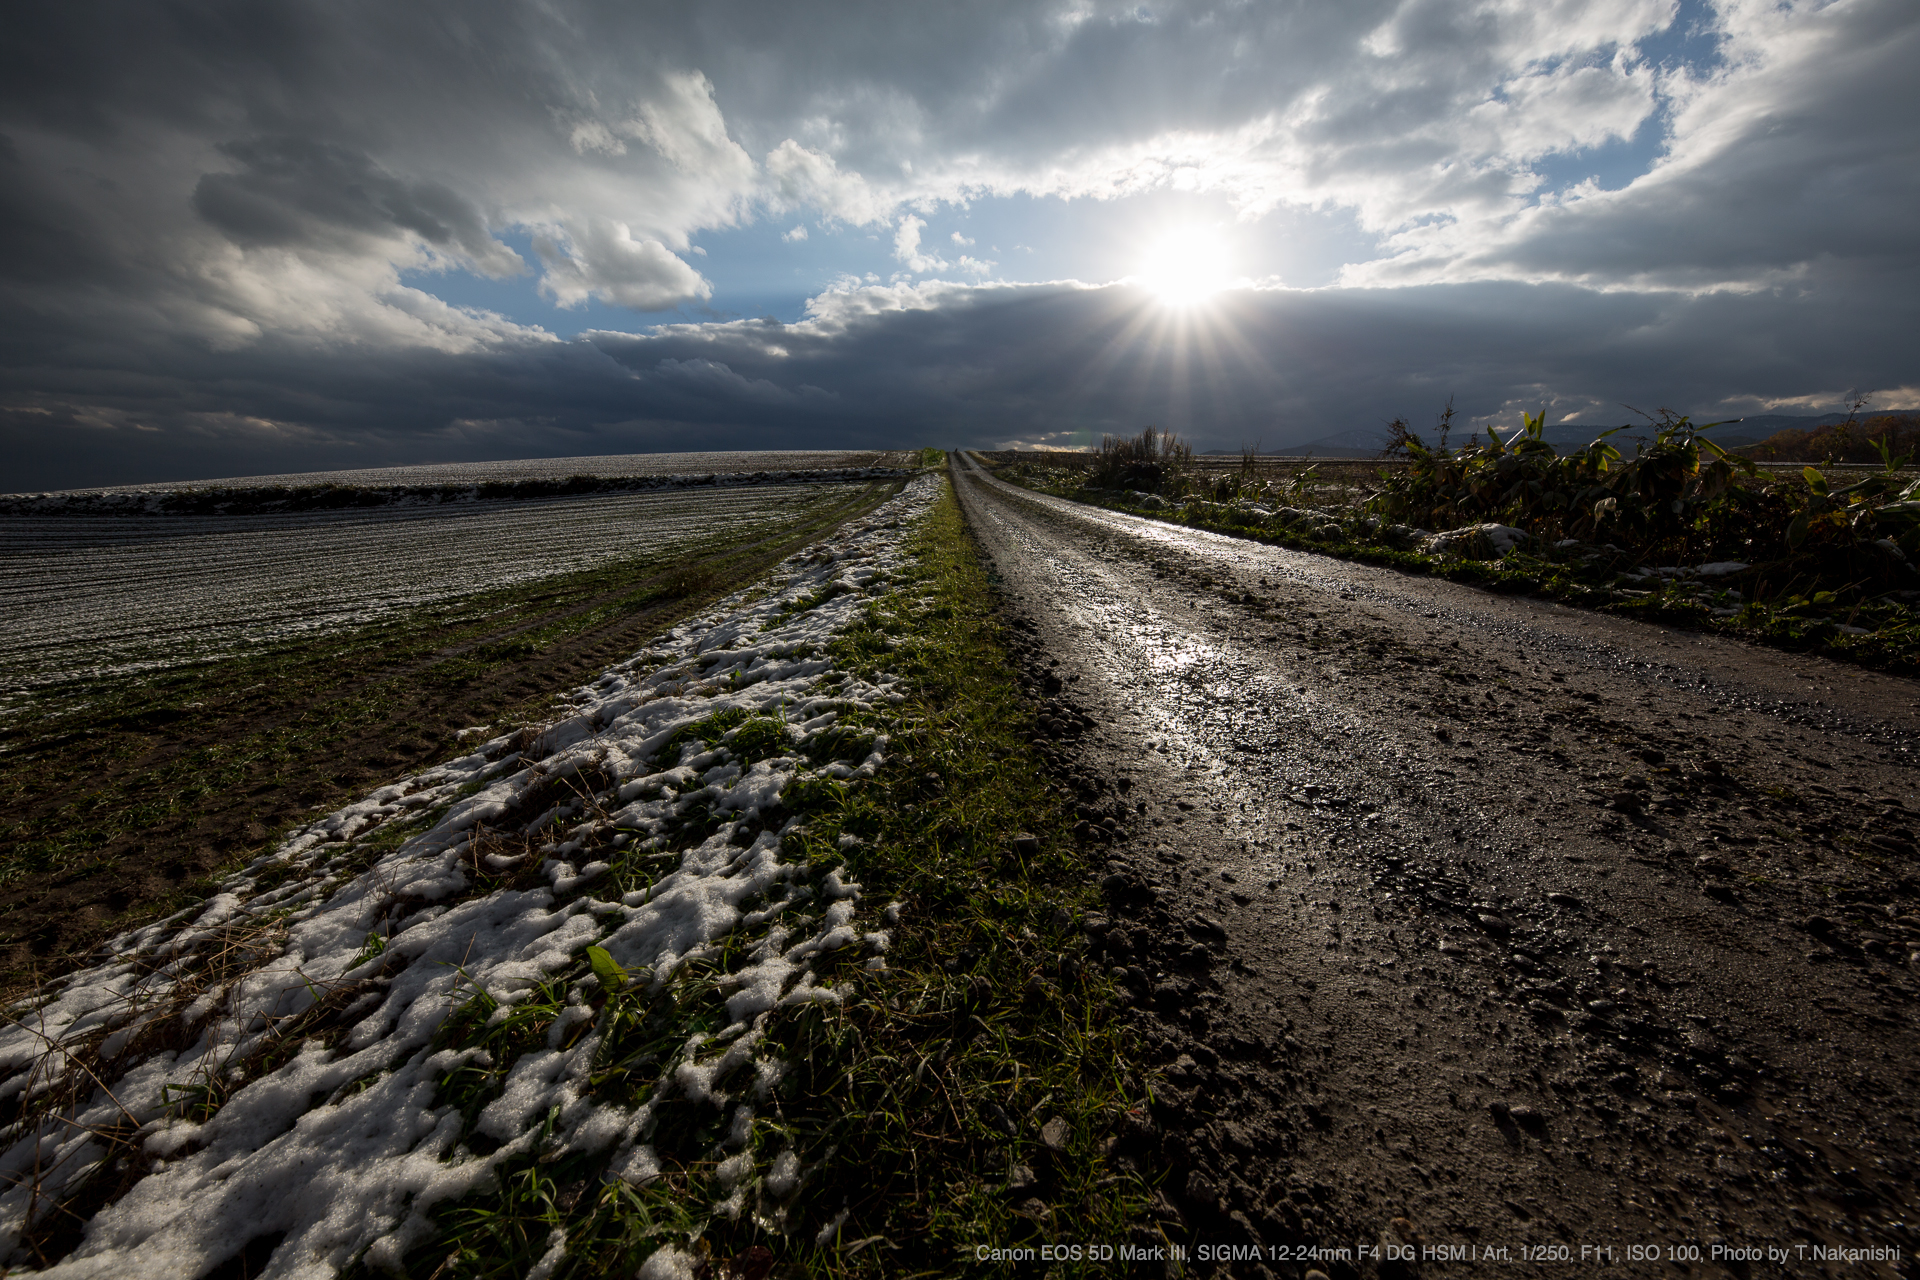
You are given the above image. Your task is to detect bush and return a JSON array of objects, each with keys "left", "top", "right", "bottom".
[
  {"left": 1087, "top": 426, "right": 1193, "bottom": 492},
  {"left": 1371, "top": 408, "right": 1756, "bottom": 556},
  {"left": 1370, "top": 406, "right": 1920, "bottom": 602}
]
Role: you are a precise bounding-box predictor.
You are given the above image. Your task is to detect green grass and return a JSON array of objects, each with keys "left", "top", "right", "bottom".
[{"left": 370, "top": 470, "right": 1154, "bottom": 1279}]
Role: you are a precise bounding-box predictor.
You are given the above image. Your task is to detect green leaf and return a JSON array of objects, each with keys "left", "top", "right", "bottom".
[
  {"left": 1802, "top": 466, "right": 1828, "bottom": 496},
  {"left": 348, "top": 931, "right": 386, "bottom": 970},
  {"left": 586, "top": 945, "right": 629, "bottom": 993},
  {"left": 1786, "top": 511, "right": 1810, "bottom": 549}
]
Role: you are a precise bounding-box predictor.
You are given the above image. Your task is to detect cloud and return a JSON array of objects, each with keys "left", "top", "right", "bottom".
[
  {"left": 647, "top": 356, "right": 826, "bottom": 405},
  {"left": 628, "top": 70, "right": 756, "bottom": 182},
  {"left": 782, "top": 224, "right": 809, "bottom": 242},
  {"left": 8, "top": 2, "right": 1914, "bottom": 316},
  {"left": 0, "top": 2, "right": 761, "bottom": 353},
  {"left": 7, "top": 2, "right": 1915, "bottom": 309},
  {"left": 1348, "top": 0, "right": 1920, "bottom": 289},
  {"left": 891, "top": 215, "right": 948, "bottom": 273},
  {"left": 191, "top": 137, "right": 526, "bottom": 279},
  {"left": 707, "top": 0, "right": 1680, "bottom": 228},
  {"left": 763, "top": 139, "right": 891, "bottom": 225},
  {"left": 533, "top": 220, "right": 711, "bottom": 310},
  {"left": 695, "top": 0, "right": 1914, "bottom": 303},
  {"left": 10, "top": 272, "right": 1914, "bottom": 489},
  {"left": 0, "top": 0, "right": 1915, "bottom": 488}
]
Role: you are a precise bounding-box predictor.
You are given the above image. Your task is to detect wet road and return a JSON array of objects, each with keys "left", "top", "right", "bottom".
[{"left": 954, "top": 453, "right": 1920, "bottom": 1277}]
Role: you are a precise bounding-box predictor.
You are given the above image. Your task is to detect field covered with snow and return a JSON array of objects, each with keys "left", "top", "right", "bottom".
[
  {"left": 0, "top": 483, "right": 855, "bottom": 712},
  {"left": 0, "top": 474, "right": 941, "bottom": 1277}
]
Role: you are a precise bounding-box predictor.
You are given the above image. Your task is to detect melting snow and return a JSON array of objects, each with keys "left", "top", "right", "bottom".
[
  {"left": 1420, "top": 522, "right": 1529, "bottom": 558},
  {"left": 0, "top": 474, "right": 941, "bottom": 1278}
]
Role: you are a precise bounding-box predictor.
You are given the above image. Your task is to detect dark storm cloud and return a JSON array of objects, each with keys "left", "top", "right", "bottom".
[
  {"left": 8, "top": 273, "right": 1914, "bottom": 490},
  {"left": 595, "top": 270, "right": 1920, "bottom": 446},
  {"left": 192, "top": 138, "right": 524, "bottom": 275}
]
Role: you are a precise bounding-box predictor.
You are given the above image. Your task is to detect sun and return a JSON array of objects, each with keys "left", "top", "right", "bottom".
[{"left": 1135, "top": 227, "right": 1232, "bottom": 306}]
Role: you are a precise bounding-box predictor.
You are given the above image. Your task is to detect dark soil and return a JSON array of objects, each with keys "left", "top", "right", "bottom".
[
  {"left": 959, "top": 453, "right": 1920, "bottom": 1278},
  {"left": 0, "top": 482, "right": 900, "bottom": 992}
]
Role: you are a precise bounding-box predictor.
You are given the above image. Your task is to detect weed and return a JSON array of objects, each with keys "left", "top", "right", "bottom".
[
  {"left": 662, "top": 563, "right": 720, "bottom": 599},
  {"left": 1087, "top": 426, "right": 1194, "bottom": 493},
  {"left": 363, "top": 469, "right": 1149, "bottom": 1278}
]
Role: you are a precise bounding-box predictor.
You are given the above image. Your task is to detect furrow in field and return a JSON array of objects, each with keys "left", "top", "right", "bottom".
[{"left": 0, "top": 485, "right": 844, "bottom": 693}]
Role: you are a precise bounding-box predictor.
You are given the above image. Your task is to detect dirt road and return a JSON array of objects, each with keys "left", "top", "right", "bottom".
[{"left": 953, "top": 453, "right": 1920, "bottom": 1277}]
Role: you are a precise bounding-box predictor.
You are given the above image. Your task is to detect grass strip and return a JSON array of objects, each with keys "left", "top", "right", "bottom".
[{"left": 373, "top": 470, "right": 1155, "bottom": 1279}]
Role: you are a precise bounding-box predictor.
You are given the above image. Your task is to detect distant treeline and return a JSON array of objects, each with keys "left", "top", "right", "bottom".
[
  {"left": 1740, "top": 414, "right": 1920, "bottom": 464},
  {"left": 0, "top": 466, "right": 916, "bottom": 519}
]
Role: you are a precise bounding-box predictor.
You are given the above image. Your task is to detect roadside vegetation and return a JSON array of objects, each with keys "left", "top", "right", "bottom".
[
  {"left": 989, "top": 410, "right": 1920, "bottom": 672},
  {"left": 377, "top": 467, "right": 1152, "bottom": 1278}
]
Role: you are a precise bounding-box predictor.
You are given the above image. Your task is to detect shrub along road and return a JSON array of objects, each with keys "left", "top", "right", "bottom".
[{"left": 955, "top": 452, "right": 1919, "bottom": 1275}]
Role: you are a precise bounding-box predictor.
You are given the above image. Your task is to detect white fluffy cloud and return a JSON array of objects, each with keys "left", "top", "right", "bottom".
[
  {"left": 891, "top": 215, "right": 948, "bottom": 273},
  {"left": 534, "top": 220, "right": 712, "bottom": 310},
  {"left": 763, "top": 139, "right": 892, "bottom": 226}
]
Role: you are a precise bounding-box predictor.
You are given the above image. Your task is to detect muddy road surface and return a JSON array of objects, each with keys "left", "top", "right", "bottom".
[{"left": 954, "top": 454, "right": 1920, "bottom": 1278}]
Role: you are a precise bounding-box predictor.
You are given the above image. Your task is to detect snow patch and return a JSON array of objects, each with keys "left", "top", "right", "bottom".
[{"left": 0, "top": 474, "right": 941, "bottom": 1276}]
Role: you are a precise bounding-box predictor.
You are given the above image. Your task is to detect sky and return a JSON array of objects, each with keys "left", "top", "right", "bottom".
[{"left": 2, "top": 0, "right": 1917, "bottom": 489}]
